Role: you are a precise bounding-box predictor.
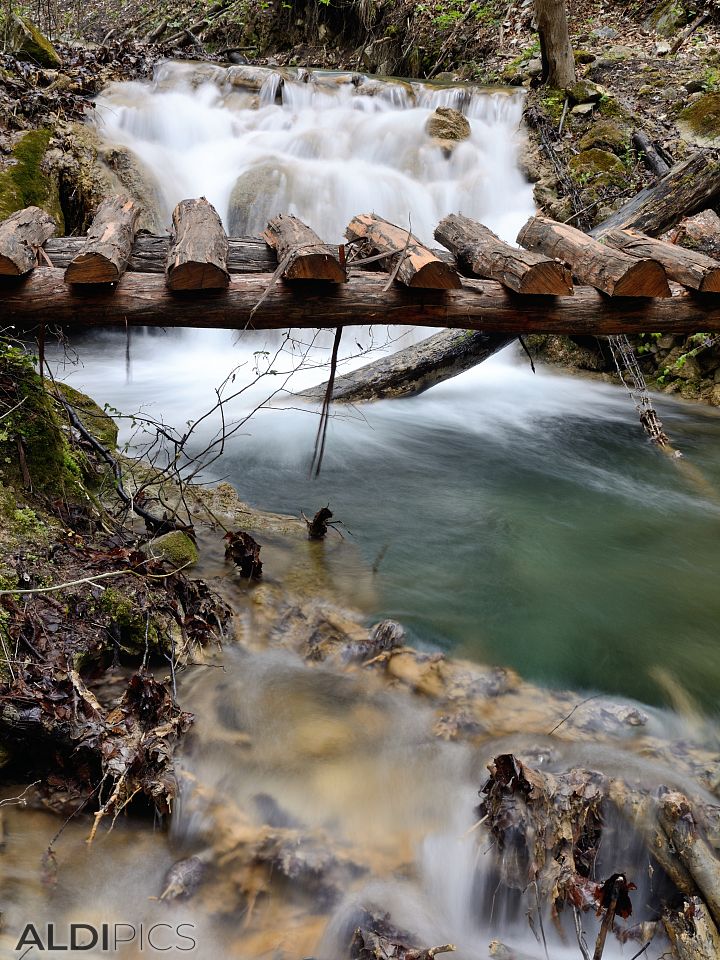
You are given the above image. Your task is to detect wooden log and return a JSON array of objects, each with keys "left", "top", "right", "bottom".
[
  {"left": 346, "top": 213, "right": 461, "bottom": 289},
  {"left": 592, "top": 152, "right": 720, "bottom": 239},
  {"left": 604, "top": 229, "right": 720, "bottom": 293},
  {"left": 166, "top": 198, "right": 229, "bottom": 291},
  {"left": 264, "top": 214, "right": 346, "bottom": 282},
  {"left": 435, "top": 213, "right": 573, "bottom": 295},
  {"left": 64, "top": 196, "right": 140, "bottom": 284},
  {"left": 517, "top": 216, "right": 671, "bottom": 297},
  {"left": 0, "top": 207, "right": 56, "bottom": 276},
  {"left": 632, "top": 130, "right": 670, "bottom": 178},
  {"left": 663, "top": 898, "right": 720, "bottom": 960},
  {"left": 3, "top": 268, "right": 720, "bottom": 334},
  {"left": 298, "top": 330, "right": 515, "bottom": 403}
]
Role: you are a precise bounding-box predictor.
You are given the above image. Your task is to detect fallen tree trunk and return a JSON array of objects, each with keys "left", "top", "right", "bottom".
[
  {"left": 435, "top": 213, "right": 573, "bottom": 295},
  {"left": 664, "top": 898, "right": 720, "bottom": 960},
  {"left": 346, "top": 213, "right": 461, "bottom": 289},
  {"left": 166, "top": 198, "right": 229, "bottom": 291},
  {"left": 632, "top": 130, "right": 671, "bottom": 178},
  {"left": 64, "top": 195, "right": 140, "bottom": 284},
  {"left": 0, "top": 207, "right": 56, "bottom": 276},
  {"left": 517, "top": 216, "right": 671, "bottom": 297},
  {"left": 298, "top": 329, "right": 515, "bottom": 403},
  {"left": 3, "top": 268, "right": 720, "bottom": 333},
  {"left": 264, "top": 214, "right": 346, "bottom": 282},
  {"left": 592, "top": 152, "right": 720, "bottom": 239},
  {"left": 603, "top": 229, "right": 720, "bottom": 293}
]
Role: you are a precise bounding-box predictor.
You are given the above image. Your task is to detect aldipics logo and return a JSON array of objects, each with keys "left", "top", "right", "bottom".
[{"left": 15, "top": 923, "right": 197, "bottom": 957}]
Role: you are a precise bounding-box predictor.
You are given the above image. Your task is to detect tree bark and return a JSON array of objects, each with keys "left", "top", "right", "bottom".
[
  {"left": 663, "top": 898, "right": 720, "bottom": 960},
  {"left": 264, "top": 214, "right": 346, "bottom": 282},
  {"left": 603, "top": 229, "right": 720, "bottom": 293},
  {"left": 632, "top": 130, "right": 670, "bottom": 178},
  {"left": 346, "top": 213, "right": 461, "bottom": 289},
  {"left": 435, "top": 213, "right": 573, "bottom": 295},
  {"left": 166, "top": 198, "right": 229, "bottom": 291},
  {"left": 591, "top": 152, "right": 720, "bottom": 239},
  {"left": 0, "top": 207, "right": 56, "bottom": 276},
  {"left": 64, "top": 195, "right": 140, "bottom": 284},
  {"left": 534, "top": 0, "right": 576, "bottom": 90},
  {"left": 298, "top": 330, "right": 515, "bottom": 403},
  {"left": 518, "top": 216, "right": 671, "bottom": 297},
  {"left": 3, "top": 267, "right": 718, "bottom": 334}
]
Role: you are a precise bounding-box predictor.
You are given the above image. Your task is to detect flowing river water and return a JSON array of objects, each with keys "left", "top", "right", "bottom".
[{"left": 3, "top": 61, "right": 720, "bottom": 960}]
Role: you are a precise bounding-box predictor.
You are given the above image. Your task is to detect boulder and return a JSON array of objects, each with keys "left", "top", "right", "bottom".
[
  {"left": 0, "top": 128, "right": 63, "bottom": 226},
  {"left": 227, "top": 162, "right": 292, "bottom": 236},
  {"left": 568, "top": 148, "right": 625, "bottom": 188},
  {"left": 678, "top": 93, "right": 720, "bottom": 147},
  {"left": 425, "top": 106, "right": 471, "bottom": 142},
  {"left": 142, "top": 531, "right": 199, "bottom": 568},
  {"left": 645, "top": 0, "right": 688, "bottom": 37},
  {"left": 569, "top": 79, "right": 602, "bottom": 105},
  {"left": 99, "top": 144, "right": 166, "bottom": 233},
  {"left": 666, "top": 209, "right": 720, "bottom": 258},
  {"left": 578, "top": 118, "right": 629, "bottom": 155},
  {"left": 10, "top": 15, "right": 61, "bottom": 68}
]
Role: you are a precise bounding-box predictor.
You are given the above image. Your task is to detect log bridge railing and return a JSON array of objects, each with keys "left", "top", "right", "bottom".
[{"left": 2, "top": 195, "right": 720, "bottom": 334}]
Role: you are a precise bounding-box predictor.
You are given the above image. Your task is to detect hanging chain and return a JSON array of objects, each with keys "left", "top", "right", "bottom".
[{"left": 606, "top": 334, "right": 672, "bottom": 448}]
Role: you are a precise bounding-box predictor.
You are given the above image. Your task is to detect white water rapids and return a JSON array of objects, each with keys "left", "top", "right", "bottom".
[{"left": 14, "top": 60, "right": 720, "bottom": 960}]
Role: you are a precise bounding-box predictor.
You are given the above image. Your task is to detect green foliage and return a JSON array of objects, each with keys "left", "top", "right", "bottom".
[{"left": 415, "top": 0, "right": 500, "bottom": 30}]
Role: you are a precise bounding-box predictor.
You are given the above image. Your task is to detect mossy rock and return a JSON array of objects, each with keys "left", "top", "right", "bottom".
[
  {"left": 569, "top": 80, "right": 602, "bottom": 105},
  {"left": 578, "top": 119, "right": 629, "bottom": 155},
  {"left": 10, "top": 15, "right": 61, "bottom": 68},
  {"left": 568, "top": 149, "right": 625, "bottom": 187},
  {"left": 678, "top": 93, "right": 720, "bottom": 146},
  {"left": 142, "top": 531, "right": 199, "bottom": 569},
  {"left": 99, "top": 587, "right": 170, "bottom": 656},
  {"left": 54, "top": 382, "right": 119, "bottom": 449},
  {"left": 0, "top": 129, "right": 64, "bottom": 227},
  {"left": 645, "top": 0, "right": 688, "bottom": 37},
  {"left": 0, "top": 345, "right": 83, "bottom": 497}
]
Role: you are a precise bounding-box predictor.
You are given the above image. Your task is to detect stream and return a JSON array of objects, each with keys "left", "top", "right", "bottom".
[{"left": 3, "top": 61, "right": 720, "bottom": 960}]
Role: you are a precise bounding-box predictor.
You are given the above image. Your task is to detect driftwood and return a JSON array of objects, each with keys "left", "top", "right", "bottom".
[
  {"left": 0, "top": 206, "right": 56, "bottom": 276},
  {"left": 64, "top": 195, "right": 140, "bottom": 284},
  {"left": 663, "top": 898, "right": 720, "bottom": 960},
  {"left": 346, "top": 213, "right": 461, "bottom": 289},
  {"left": 4, "top": 268, "right": 720, "bottom": 333},
  {"left": 166, "top": 198, "right": 229, "bottom": 291},
  {"left": 264, "top": 214, "right": 346, "bottom": 282},
  {"left": 517, "top": 216, "right": 671, "bottom": 297},
  {"left": 435, "top": 213, "right": 573, "bottom": 295},
  {"left": 298, "top": 330, "right": 515, "bottom": 403},
  {"left": 592, "top": 152, "right": 720, "bottom": 239},
  {"left": 603, "top": 229, "right": 720, "bottom": 293}
]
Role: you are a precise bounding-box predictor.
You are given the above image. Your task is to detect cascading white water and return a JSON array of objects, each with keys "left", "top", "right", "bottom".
[{"left": 91, "top": 61, "right": 534, "bottom": 243}]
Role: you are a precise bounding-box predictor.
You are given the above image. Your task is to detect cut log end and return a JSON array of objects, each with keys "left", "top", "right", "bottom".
[
  {"left": 408, "top": 261, "right": 462, "bottom": 290},
  {"left": 0, "top": 254, "right": 23, "bottom": 277},
  {"left": 519, "top": 261, "right": 574, "bottom": 295},
  {"left": 65, "top": 253, "right": 121, "bottom": 284},
  {"left": 285, "top": 253, "right": 347, "bottom": 283},
  {"left": 167, "top": 262, "right": 229, "bottom": 291},
  {"left": 699, "top": 270, "right": 720, "bottom": 294},
  {"left": 613, "top": 259, "right": 671, "bottom": 298}
]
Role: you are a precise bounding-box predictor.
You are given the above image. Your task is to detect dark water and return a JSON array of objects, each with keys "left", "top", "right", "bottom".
[{"left": 51, "top": 327, "right": 720, "bottom": 711}]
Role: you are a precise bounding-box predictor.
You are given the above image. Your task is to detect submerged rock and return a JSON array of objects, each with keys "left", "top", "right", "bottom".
[{"left": 228, "top": 162, "right": 291, "bottom": 236}]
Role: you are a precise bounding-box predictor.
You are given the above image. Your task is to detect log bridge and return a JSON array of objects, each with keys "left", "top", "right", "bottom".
[{"left": 2, "top": 185, "right": 720, "bottom": 336}]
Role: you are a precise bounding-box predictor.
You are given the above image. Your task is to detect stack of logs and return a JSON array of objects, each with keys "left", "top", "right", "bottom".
[{"left": 2, "top": 193, "right": 720, "bottom": 332}]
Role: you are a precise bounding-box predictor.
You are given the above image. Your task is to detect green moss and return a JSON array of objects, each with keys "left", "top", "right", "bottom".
[
  {"left": 569, "top": 149, "right": 625, "bottom": 187},
  {"left": 99, "top": 587, "right": 168, "bottom": 656},
  {"left": 646, "top": 0, "right": 688, "bottom": 37},
  {"left": 10, "top": 15, "right": 61, "bottom": 68},
  {"left": 579, "top": 119, "right": 629, "bottom": 155},
  {"left": 679, "top": 93, "right": 720, "bottom": 145},
  {"left": 55, "top": 383, "right": 119, "bottom": 449},
  {"left": 0, "top": 129, "right": 64, "bottom": 227},
  {"left": 142, "top": 531, "right": 199, "bottom": 569},
  {"left": 542, "top": 89, "right": 567, "bottom": 123}
]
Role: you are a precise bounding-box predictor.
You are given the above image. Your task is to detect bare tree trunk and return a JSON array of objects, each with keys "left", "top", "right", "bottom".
[{"left": 534, "top": 0, "right": 576, "bottom": 90}]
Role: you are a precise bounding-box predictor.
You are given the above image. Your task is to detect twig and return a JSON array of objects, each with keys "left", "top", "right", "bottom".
[
  {"left": 573, "top": 905, "right": 592, "bottom": 960},
  {"left": 670, "top": 10, "right": 710, "bottom": 54},
  {"left": 0, "top": 781, "right": 40, "bottom": 806},
  {"left": 383, "top": 218, "right": 413, "bottom": 292},
  {"left": 309, "top": 327, "right": 343, "bottom": 477},
  {"left": 558, "top": 96, "right": 570, "bottom": 135},
  {"left": 547, "top": 694, "right": 601, "bottom": 735},
  {"left": 0, "top": 562, "right": 191, "bottom": 598}
]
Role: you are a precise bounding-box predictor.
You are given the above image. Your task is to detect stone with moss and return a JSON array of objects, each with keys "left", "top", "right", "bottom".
[
  {"left": 678, "top": 93, "right": 720, "bottom": 147},
  {"left": 579, "top": 119, "right": 629, "bottom": 156},
  {"left": 569, "top": 149, "right": 625, "bottom": 188},
  {"left": 10, "top": 15, "right": 61, "bottom": 68},
  {"left": 99, "top": 587, "right": 168, "bottom": 656},
  {"left": 0, "top": 129, "right": 64, "bottom": 226},
  {"left": 55, "top": 383, "right": 119, "bottom": 449},
  {"left": 644, "top": 0, "right": 688, "bottom": 37},
  {"left": 142, "top": 531, "right": 199, "bottom": 569},
  {"left": 569, "top": 80, "right": 602, "bottom": 105}
]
